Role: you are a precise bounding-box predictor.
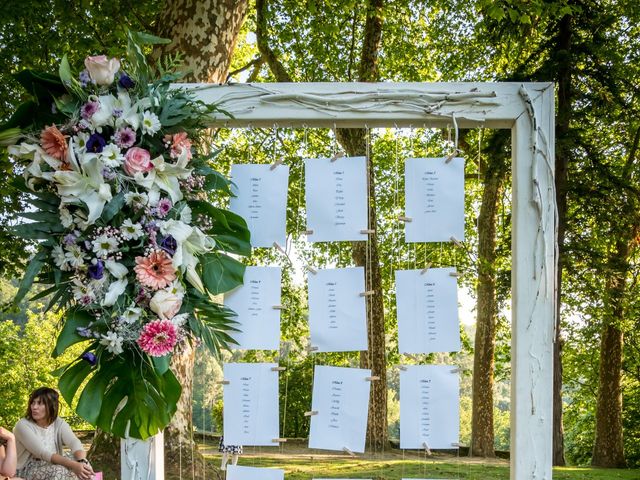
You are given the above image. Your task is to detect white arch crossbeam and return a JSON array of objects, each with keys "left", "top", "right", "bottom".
[{"left": 124, "top": 82, "right": 555, "bottom": 480}]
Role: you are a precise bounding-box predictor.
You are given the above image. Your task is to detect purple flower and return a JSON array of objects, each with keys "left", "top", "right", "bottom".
[
  {"left": 118, "top": 73, "right": 135, "bottom": 89},
  {"left": 81, "top": 352, "right": 98, "bottom": 366},
  {"left": 77, "top": 327, "right": 93, "bottom": 338},
  {"left": 63, "top": 233, "right": 78, "bottom": 246},
  {"left": 156, "top": 198, "right": 173, "bottom": 218},
  {"left": 88, "top": 259, "right": 104, "bottom": 280},
  {"left": 114, "top": 127, "right": 136, "bottom": 148},
  {"left": 81, "top": 101, "right": 100, "bottom": 120},
  {"left": 160, "top": 235, "right": 177, "bottom": 256},
  {"left": 79, "top": 70, "right": 91, "bottom": 87},
  {"left": 102, "top": 167, "right": 116, "bottom": 181},
  {"left": 113, "top": 108, "right": 123, "bottom": 118},
  {"left": 86, "top": 133, "right": 106, "bottom": 153}
]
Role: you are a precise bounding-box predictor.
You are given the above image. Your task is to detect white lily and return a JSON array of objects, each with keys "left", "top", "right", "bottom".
[
  {"left": 90, "top": 94, "right": 116, "bottom": 128},
  {"left": 101, "top": 278, "right": 128, "bottom": 307},
  {"left": 114, "top": 92, "right": 141, "bottom": 130},
  {"left": 53, "top": 155, "right": 112, "bottom": 225},
  {"left": 150, "top": 152, "right": 193, "bottom": 203},
  {"left": 105, "top": 260, "right": 128, "bottom": 279}
]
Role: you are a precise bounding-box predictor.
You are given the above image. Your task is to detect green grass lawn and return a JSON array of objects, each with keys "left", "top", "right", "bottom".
[{"left": 175, "top": 445, "right": 639, "bottom": 480}]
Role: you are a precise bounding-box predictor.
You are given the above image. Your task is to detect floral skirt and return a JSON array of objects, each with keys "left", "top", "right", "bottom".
[
  {"left": 218, "top": 435, "right": 243, "bottom": 454},
  {"left": 17, "top": 457, "right": 76, "bottom": 480}
]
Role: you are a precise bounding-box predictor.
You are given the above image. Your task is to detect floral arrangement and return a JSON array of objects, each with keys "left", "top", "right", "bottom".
[{"left": 1, "top": 32, "right": 250, "bottom": 439}]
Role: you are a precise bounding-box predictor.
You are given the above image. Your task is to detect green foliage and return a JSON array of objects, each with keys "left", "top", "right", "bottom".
[{"left": 0, "top": 308, "right": 87, "bottom": 429}]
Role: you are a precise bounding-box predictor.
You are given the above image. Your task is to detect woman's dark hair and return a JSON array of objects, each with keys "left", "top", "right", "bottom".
[{"left": 25, "top": 387, "right": 59, "bottom": 424}]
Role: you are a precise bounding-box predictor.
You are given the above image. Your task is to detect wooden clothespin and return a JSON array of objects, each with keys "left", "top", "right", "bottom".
[
  {"left": 271, "top": 366, "right": 287, "bottom": 372},
  {"left": 303, "top": 229, "right": 314, "bottom": 235},
  {"left": 422, "top": 442, "right": 432, "bottom": 456},
  {"left": 445, "top": 151, "right": 457, "bottom": 164},
  {"left": 270, "top": 158, "right": 284, "bottom": 170},
  {"left": 450, "top": 367, "right": 461, "bottom": 374},
  {"left": 365, "top": 376, "right": 380, "bottom": 382},
  {"left": 398, "top": 365, "right": 408, "bottom": 371},
  {"left": 272, "top": 305, "right": 286, "bottom": 310},
  {"left": 450, "top": 236, "right": 463, "bottom": 248},
  {"left": 273, "top": 241, "right": 287, "bottom": 254},
  {"left": 217, "top": 380, "right": 230, "bottom": 385},
  {"left": 359, "top": 290, "right": 375, "bottom": 297},
  {"left": 420, "top": 263, "right": 432, "bottom": 275},
  {"left": 272, "top": 438, "right": 287, "bottom": 443},
  {"left": 331, "top": 151, "right": 346, "bottom": 162},
  {"left": 360, "top": 229, "right": 375, "bottom": 234},
  {"left": 398, "top": 216, "right": 413, "bottom": 223},
  {"left": 449, "top": 271, "right": 461, "bottom": 278},
  {"left": 342, "top": 446, "right": 356, "bottom": 457},
  {"left": 306, "top": 265, "right": 318, "bottom": 275},
  {"left": 304, "top": 410, "right": 319, "bottom": 417}
]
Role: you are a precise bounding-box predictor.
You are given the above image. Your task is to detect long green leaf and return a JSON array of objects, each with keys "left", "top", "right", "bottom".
[
  {"left": 54, "top": 309, "right": 93, "bottom": 357},
  {"left": 58, "top": 360, "right": 94, "bottom": 406},
  {"left": 14, "top": 250, "right": 46, "bottom": 304}
]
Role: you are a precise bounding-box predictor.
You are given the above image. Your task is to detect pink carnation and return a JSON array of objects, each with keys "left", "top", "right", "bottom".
[
  {"left": 137, "top": 319, "right": 177, "bottom": 357},
  {"left": 165, "top": 132, "right": 192, "bottom": 160}
]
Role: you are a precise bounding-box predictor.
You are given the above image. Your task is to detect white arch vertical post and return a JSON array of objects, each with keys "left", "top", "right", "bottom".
[{"left": 132, "top": 81, "right": 555, "bottom": 480}]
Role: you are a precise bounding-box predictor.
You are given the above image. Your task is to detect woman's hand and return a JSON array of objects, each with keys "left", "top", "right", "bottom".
[
  {"left": 0, "top": 427, "right": 14, "bottom": 443},
  {"left": 70, "top": 459, "right": 94, "bottom": 480}
]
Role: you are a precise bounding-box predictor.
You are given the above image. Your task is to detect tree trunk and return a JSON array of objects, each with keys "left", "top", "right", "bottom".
[
  {"left": 592, "top": 263, "right": 627, "bottom": 467},
  {"left": 156, "top": 1, "right": 248, "bottom": 475},
  {"left": 470, "top": 147, "right": 507, "bottom": 457},
  {"left": 591, "top": 127, "right": 640, "bottom": 468},
  {"left": 552, "top": 10, "right": 573, "bottom": 467},
  {"left": 89, "top": 2, "right": 249, "bottom": 477}
]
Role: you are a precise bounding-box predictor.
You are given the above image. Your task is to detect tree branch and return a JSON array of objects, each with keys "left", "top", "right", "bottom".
[
  {"left": 227, "top": 56, "right": 263, "bottom": 81},
  {"left": 255, "top": 0, "right": 293, "bottom": 82}
]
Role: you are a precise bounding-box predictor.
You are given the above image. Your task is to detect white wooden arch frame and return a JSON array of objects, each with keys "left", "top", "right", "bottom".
[{"left": 123, "top": 82, "right": 556, "bottom": 480}]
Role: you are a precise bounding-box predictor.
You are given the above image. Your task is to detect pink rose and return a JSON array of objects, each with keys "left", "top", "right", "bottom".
[
  {"left": 124, "top": 147, "right": 153, "bottom": 176},
  {"left": 149, "top": 289, "right": 182, "bottom": 320},
  {"left": 84, "top": 55, "right": 121, "bottom": 86}
]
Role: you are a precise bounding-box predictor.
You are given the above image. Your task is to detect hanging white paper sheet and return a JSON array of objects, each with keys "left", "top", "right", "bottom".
[
  {"left": 229, "top": 163, "right": 289, "bottom": 248},
  {"left": 224, "top": 266, "right": 281, "bottom": 350},
  {"left": 404, "top": 157, "right": 465, "bottom": 243},
  {"left": 223, "top": 363, "right": 280, "bottom": 446},
  {"left": 227, "top": 465, "right": 284, "bottom": 480},
  {"left": 400, "top": 365, "right": 459, "bottom": 450},
  {"left": 305, "top": 156, "right": 368, "bottom": 242},
  {"left": 308, "top": 365, "right": 371, "bottom": 453},
  {"left": 308, "top": 267, "right": 367, "bottom": 352},
  {"left": 395, "top": 268, "right": 460, "bottom": 354}
]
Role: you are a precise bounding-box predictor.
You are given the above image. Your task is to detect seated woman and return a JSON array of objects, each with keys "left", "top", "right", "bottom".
[
  {"left": 13, "top": 387, "right": 94, "bottom": 480},
  {"left": 0, "top": 426, "right": 21, "bottom": 479}
]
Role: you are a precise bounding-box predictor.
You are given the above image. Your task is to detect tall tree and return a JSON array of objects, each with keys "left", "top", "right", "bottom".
[
  {"left": 470, "top": 134, "right": 509, "bottom": 457},
  {"left": 255, "top": 0, "right": 389, "bottom": 449},
  {"left": 154, "top": 0, "right": 249, "bottom": 472}
]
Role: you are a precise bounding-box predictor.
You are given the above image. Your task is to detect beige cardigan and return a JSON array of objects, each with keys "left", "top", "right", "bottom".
[{"left": 13, "top": 417, "right": 83, "bottom": 469}]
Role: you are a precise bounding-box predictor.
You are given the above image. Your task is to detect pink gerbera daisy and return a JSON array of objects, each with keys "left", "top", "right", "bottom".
[
  {"left": 40, "top": 125, "right": 68, "bottom": 161},
  {"left": 134, "top": 250, "right": 176, "bottom": 290},
  {"left": 137, "top": 319, "right": 177, "bottom": 357}
]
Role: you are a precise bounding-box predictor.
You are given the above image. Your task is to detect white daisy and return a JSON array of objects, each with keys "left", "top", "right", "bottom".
[
  {"left": 180, "top": 205, "right": 192, "bottom": 224},
  {"left": 141, "top": 111, "right": 161, "bottom": 135},
  {"left": 171, "top": 313, "right": 189, "bottom": 328},
  {"left": 100, "top": 331, "right": 124, "bottom": 355},
  {"left": 124, "top": 191, "right": 148, "bottom": 208},
  {"left": 52, "top": 245, "right": 70, "bottom": 271},
  {"left": 120, "top": 219, "right": 144, "bottom": 240},
  {"left": 59, "top": 207, "right": 74, "bottom": 229},
  {"left": 101, "top": 143, "right": 124, "bottom": 168},
  {"left": 122, "top": 305, "right": 143, "bottom": 324},
  {"left": 71, "top": 277, "right": 95, "bottom": 302},
  {"left": 92, "top": 234, "right": 119, "bottom": 258},
  {"left": 65, "top": 245, "right": 86, "bottom": 268}
]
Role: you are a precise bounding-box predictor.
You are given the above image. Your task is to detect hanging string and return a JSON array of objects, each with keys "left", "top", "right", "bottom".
[
  {"left": 190, "top": 361, "right": 195, "bottom": 480},
  {"left": 280, "top": 341, "right": 291, "bottom": 455},
  {"left": 201, "top": 349, "right": 206, "bottom": 480},
  {"left": 392, "top": 124, "right": 401, "bottom": 289}
]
